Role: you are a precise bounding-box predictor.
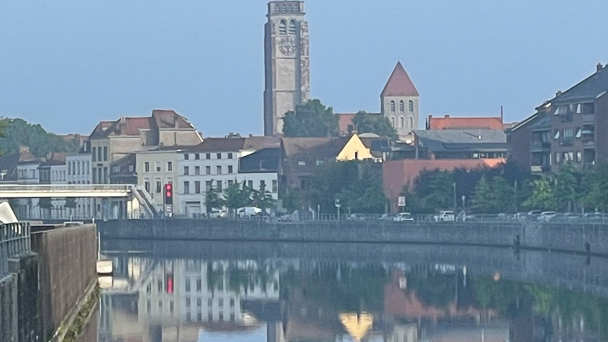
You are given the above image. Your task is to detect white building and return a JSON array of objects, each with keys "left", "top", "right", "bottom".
[
  {"left": 66, "top": 145, "right": 94, "bottom": 219},
  {"left": 135, "top": 147, "right": 180, "bottom": 213},
  {"left": 178, "top": 136, "right": 280, "bottom": 217}
]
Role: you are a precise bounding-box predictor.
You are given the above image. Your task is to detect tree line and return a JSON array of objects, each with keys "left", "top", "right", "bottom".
[
  {"left": 204, "top": 181, "right": 274, "bottom": 215},
  {"left": 0, "top": 118, "right": 80, "bottom": 157},
  {"left": 403, "top": 162, "right": 608, "bottom": 214}
]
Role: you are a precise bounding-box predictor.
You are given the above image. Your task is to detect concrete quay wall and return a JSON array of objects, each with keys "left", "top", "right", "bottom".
[
  {"left": 98, "top": 219, "right": 608, "bottom": 256},
  {"left": 31, "top": 224, "right": 98, "bottom": 341}
]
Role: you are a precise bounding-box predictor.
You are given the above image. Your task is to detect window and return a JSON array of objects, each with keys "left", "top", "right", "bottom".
[
  {"left": 216, "top": 180, "right": 222, "bottom": 191},
  {"left": 400, "top": 100, "right": 405, "bottom": 112},
  {"left": 217, "top": 153, "right": 222, "bottom": 159},
  {"left": 155, "top": 162, "right": 161, "bottom": 172},
  {"left": 279, "top": 19, "right": 287, "bottom": 35},
  {"left": 184, "top": 181, "right": 190, "bottom": 194},
  {"left": 576, "top": 151, "right": 582, "bottom": 163},
  {"left": 216, "top": 166, "right": 221, "bottom": 174},
  {"left": 195, "top": 153, "right": 200, "bottom": 160},
  {"left": 195, "top": 166, "right": 200, "bottom": 175},
  {"left": 400, "top": 117, "right": 404, "bottom": 128},
  {"left": 260, "top": 180, "right": 266, "bottom": 190},
  {"left": 228, "top": 165, "right": 233, "bottom": 174},
  {"left": 206, "top": 166, "right": 211, "bottom": 175},
  {"left": 97, "top": 147, "right": 102, "bottom": 162},
  {"left": 289, "top": 19, "right": 297, "bottom": 35},
  {"left": 230, "top": 298, "right": 235, "bottom": 307},
  {"left": 409, "top": 100, "right": 414, "bottom": 112},
  {"left": 77, "top": 162, "right": 81, "bottom": 175},
  {"left": 219, "top": 299, "right": 224, "bottom": 307},
  {"left": 184, "top": 153, "right": 189, "bottom": 160},
  {"left": 197, "top": 278, "right": 202, "bottom": 292},
  {"left": 206, "top": 153, "right": 211, "bottom": 159},
  {"left": 184, "top": 166, "right": 189, "bottom": 175},
  {"left": 272, "top": 179, "right": 278, "bottom": 193},
  {"left": 390, "top": 100, "right": 395, "bottom": 112},
  {"left": 186, "top": 297, "right": 191, "bottom": 306},
  {"left": 563, "top": 128, "right": 574, "bottom": 145},
  {"left": 92, "top": 149, "right": 96, "bottom": 162},
  {"left": 409, "top": 117, "right": 414, "bottom": 129},
  {"left": 576, "top": 103, "right": 582, "bottom": 114},
  {"left": 195, "top": 181, "right": 201, "bottom": 194},
  {"left": 156, "top": 181, "right": 161, "bottom": 193},
  {"left": 167, "top": 162, "right": 173, "bottom": 171},
  {"left": 208, "top": 299, "right": 213, "bottom": 307},
  {"left": 247, "top": 180, "right": 253, "bottom": 188},
  {"left": 103, "top": 147, "right": 108, "bottom": 161},
  {"left": 206, "top": 181, "right": 212, "bottom": 191},
  {"left": 554, "top": 129, "right": 560, "bottom": 140},
  {"left": 145, "top": 181, "right": 150, "bottom": 193},
  {"left": 228, "top": 153, "right": 233, "bottom": 159},
  {"left": 555, "top": 152, "right": 561, "bottom": 163},
  {"left": 575, "top": 128, "right": 582, "bottom": 138},
  {"left": 390, "top": 117, "right": 395, "bottom": 127}
]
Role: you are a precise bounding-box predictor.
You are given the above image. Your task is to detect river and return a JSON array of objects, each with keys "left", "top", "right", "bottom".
[{"left": 93, "top": 240, "right": 608, "bottom": 342}]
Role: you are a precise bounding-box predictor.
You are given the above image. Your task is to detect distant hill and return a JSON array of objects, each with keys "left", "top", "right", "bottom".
[{"left": 0, "top": 118, "right": 81, "bottom": 157}]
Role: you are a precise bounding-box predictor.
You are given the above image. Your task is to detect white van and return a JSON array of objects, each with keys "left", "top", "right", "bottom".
[{"left": 237, "top": 207, "right": 262, "bottom": 218}]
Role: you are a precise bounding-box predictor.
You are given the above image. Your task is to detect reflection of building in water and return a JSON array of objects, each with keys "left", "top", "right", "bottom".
[{"left": 99, "top": 256, "right": 283, "bottom": 342}]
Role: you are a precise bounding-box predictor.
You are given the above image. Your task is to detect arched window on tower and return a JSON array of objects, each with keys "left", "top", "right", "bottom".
[
  {"left": 390, "top": 101, "right": 395, "bottom": 112},
  {"left": 279, "top": 20, "right": 287, "bottom": 35},
  {"left": 289, "top": 20, "right": 297, "bottom": 35},
  {"left": 281, "top": 4, "right": 287, "bottom": 12},
  {"left": 287, "top": 4, "right": 292, "bottom": 12},
  {"left": 409, "top": 117, "right": 414, "bottom": 129},
  {"left": 391, "top": 117, "right": 395, "bottom": 127},
  {"left": 400, "top": 117, "right": 404, "bottom": 128},
  {"left": 409, "top": 100, "right": 414, "bottom": 112},
  {"left": 400, "top": 100, "right": 405, "bottom": 112}
]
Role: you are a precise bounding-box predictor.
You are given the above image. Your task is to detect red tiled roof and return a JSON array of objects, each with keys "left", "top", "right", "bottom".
[
  {"left": 427, "top": 115, "right": 504, "bottom": 130},
  {"left": 381, "top": 62, "right": 419, "bottom": 97}
]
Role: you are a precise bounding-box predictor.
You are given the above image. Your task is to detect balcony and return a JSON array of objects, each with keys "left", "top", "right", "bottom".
[
  {"left": 531, "top": 141, "right": 551, "bottom": 151},
  {"left": 583, "top": 114, "right": 595, "bottom": 124},
  {"left": 583, "top": 140, "right": 595, "bottom": 149}
]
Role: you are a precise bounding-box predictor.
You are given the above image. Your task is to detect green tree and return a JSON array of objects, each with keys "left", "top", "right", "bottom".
[
  {"left": 491, "top": 176, "right": 516, "bottom": 213},
  {"left": 523, "top": 177, "right": 554, "bottom": 210},
  {"left": 424, "top": 171, "right": 455, "bottom": 211},
  {"left": 251, "top": 182, "right": 275, "bottom": 213},
  {"left": 0, "top": 118, "right": 79, "bottom": 157},
  {"left": 204, "top": 185, "right": 223, "bottom": 213},
  {"left": 580, "top": 164, "right": 608, "bottom": 212},
  {"left": 282, "top": 99, "right": 339, "bottom": 137},
  {"left": 38, "top": 198, "right": 53, "bottom": 219},
  {"left": 223, "top": 181, "right": 252, "bottom": 216},
  {"left": 554, "top": 162, "right": 578, "bottom": 211},
  {"left": 351, "top": 111, "right": 397, "bottom": 138},
  {"left": 471, "top": 176, "right": 494, "bottom": 213}
]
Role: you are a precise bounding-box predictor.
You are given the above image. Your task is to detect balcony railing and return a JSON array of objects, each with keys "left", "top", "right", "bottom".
[
  {"left": 583, "top": 114, "right": 595, "bottom": 124},
  {"left": 531, "top": 141, "right": 551, "bottom": 151},
  {"left": 583, "top": 140, "right": 595, "bottom": 149},
  {"left": 0, "top": 222, "right": 31, "bottom": 278}
]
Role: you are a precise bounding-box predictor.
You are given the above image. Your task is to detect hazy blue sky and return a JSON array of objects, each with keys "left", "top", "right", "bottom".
[{"left": 1, "top": 0, "right": 607, "bottom": 136}]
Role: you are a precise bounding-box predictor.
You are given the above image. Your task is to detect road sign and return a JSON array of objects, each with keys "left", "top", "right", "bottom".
[
  {"left": 335, "top": 199, "right": 341, "bottom": 208},
  {"left": 398, "top": 196, "right": 406, "bottom": 207}
]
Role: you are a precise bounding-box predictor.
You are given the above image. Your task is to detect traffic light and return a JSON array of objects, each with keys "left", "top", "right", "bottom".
[{"left": 164, "top": 183, "right": 173, "bottom": 205}]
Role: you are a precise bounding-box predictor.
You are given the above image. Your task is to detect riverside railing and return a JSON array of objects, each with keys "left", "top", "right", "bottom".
[{"left": 0, "top": 222, "right": 31, "bottom": 278}]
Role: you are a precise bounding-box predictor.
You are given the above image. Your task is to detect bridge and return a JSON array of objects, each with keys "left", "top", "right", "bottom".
[{"left": 0, "top": 184, "right": 161, "bottom": 219}]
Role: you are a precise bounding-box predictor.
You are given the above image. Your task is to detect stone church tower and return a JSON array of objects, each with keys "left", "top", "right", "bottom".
[
  {"left": 381, "top": 62, "right": 419, "bottom": 140},
  {"left": 264, "top": 1, "right": 310, "bottom": 136}
]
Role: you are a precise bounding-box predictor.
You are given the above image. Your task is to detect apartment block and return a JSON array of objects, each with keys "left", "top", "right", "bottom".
[{"left": 507, "top": 63, "right": 608, "bottom": 173}]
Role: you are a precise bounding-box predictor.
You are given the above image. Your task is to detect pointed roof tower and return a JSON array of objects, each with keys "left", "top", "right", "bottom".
[{"left": 381, "top": 62, "right": 419, "bottom": 97}]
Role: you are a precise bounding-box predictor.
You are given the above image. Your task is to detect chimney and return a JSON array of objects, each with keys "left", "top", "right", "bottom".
[
  {"left": 556, "top": 90, "right": 562, "bottom": 97},
  {"left": 249, "top": 134, "right": 253, "bottom": 137},
  {"left": 500, "top": 106, "right": 504, "bottom": 123},
  {"left": 19, "top": 146, "right": 29, "bottom": 154},
  {"left": 597, "top": 63, "right": 603, "bottom": 72},
  {"left": 174, "top": 116, "right": 179, "bottom": 128},
  {"left": 445, "top": 114, "right": 450, "bottom": 118}
]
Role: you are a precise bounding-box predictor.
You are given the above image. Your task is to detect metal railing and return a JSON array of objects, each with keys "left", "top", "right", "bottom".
[
  {"left": 0, "top": 222, "right": 31, "bottom": 278},
  {"left": 0, "top": 184, "right": 131, "bottom": 192}
]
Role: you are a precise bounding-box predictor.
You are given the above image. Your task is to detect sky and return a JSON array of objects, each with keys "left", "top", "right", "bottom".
[{"left": 1, "top": 0, "right": 607, "bottom": 137}]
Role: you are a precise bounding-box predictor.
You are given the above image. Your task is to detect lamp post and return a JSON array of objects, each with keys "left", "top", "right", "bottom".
[{"left": 453, "top": 182, "right": 457, "bottom": 209}]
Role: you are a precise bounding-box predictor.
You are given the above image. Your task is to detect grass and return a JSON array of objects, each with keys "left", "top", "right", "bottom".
[{"left": 61, "top": 285, "right": 99, "bottom": 342}]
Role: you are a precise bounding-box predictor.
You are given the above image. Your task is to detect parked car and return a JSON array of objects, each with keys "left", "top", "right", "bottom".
[
  {"left": 209, "top": 208, "right": 227, "bottom": 219},
  {"left": 379, "top": 213, "right": 396, "bottom": 221},
  {"left": 513, "top": 212, "right": 529, "bottom": 221},
  {"left": 584, "top": 212, "right": 607, "bottom": 222},
  {"left": 527, "top": 210, "right": 543, "bottom": 220},
  {"left": 394, "top": 212, "right": 414, "bottom": 222},
  {"left": 237, "top": 207, "right": 262, "bottom": 218},
  {"left": 348, "top": 213, "right": 368, "bottom": 221},
  {"left": 537, "top": 211, "right": 557, "bottom": 222},
  {"left": 434, "top": 211, "right": 455, "bottom": 222}
]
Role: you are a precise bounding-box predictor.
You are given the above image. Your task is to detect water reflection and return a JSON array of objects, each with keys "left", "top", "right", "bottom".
[{"left": 98, "top": 246, "right": 608, "bottom": 342}]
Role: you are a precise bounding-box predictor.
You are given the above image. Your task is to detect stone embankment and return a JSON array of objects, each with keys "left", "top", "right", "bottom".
[{"left": 98, "top": 219, "right": 608, "bottom": 256}]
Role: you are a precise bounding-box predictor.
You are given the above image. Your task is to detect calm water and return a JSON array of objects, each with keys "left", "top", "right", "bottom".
[{"left": 95, "top": 240, "right": 608, "bottom": 342}]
